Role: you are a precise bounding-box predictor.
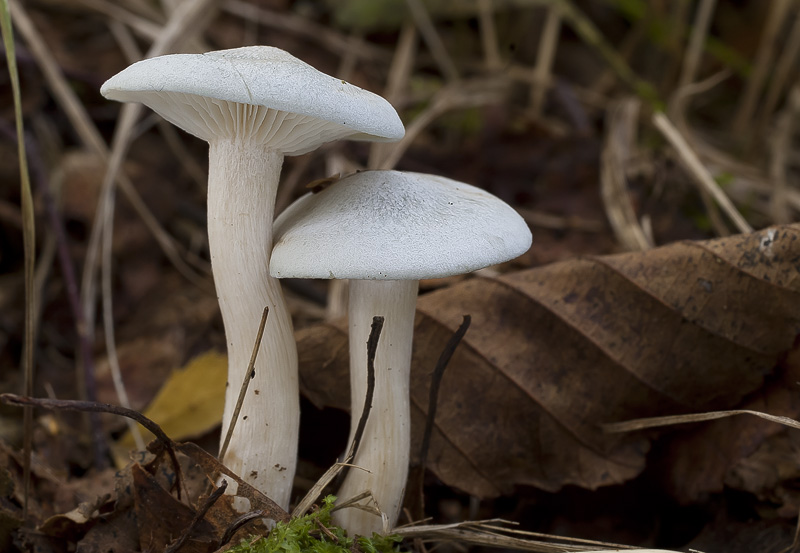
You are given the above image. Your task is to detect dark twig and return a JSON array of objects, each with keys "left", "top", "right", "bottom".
[
  {"left": 344, "top": 316, "right": 383, "bottom": 465},
  {"left": 414, "top": 315, "right": 471, "bottom": 518},
  {"left": 218, "top": 509, "right": 276, "bottom": 548},
  {"left": 219, "top": 306, "right": 269, "bottom": 462},
  {"left": 165, "top": 480, "right": 228, "bottom": 553},
  {"left": 0, "top": 393, "right": 183, "bottom": 498}
]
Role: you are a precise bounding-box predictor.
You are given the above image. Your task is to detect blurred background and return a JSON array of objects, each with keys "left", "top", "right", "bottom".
[{"left": 1, "top": 1, "right": 800, "bottom": 551}]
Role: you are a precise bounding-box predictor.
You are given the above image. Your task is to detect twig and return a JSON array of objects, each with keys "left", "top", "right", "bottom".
[
  {"left": 600, "top": 98, "right": 653, "bottom": 251},
  {"left": 0, "top": 1, "right": 36, "bottom": 521},
  {"left": 677, "top": 0, "right": 717, "bottom": 89},
  {"left": 219, "top": 306, "right": 269, "bottom": 462},
  {"left": 0, "top": 393, "right": 184, "bottom": 498},
  {"left": 375, "top": 79, "right": 508, "bottom": 170},
  {"left": 404, "top": 0, "right": 459, "bottom": 82},
  {"left": 769, "top": 87, "right": 799, "bottom": 223},
  {"left": 731, "top": 0, "right": 791, "bottom": 136},
  {"left": 760, "top": 8, "right": 800, "bottom": 134},
  {"left": 418, "top": 315, "right": 471, "bottom": 472},
  {"left": 223, "top": 0, "right": 390, "bottom": 63},
  {"left": 342, "top": 317, "right": 383, "bottom": 472},
  {"left": 477, "top": 0, "right": 501, "bottom": 71},
  {"left": 367, "top": 22, "right": 417, "bottom": 170},
  {"left": 165, "top": 480, "right": 227, "bottom": 553},
  {"left": 410, "top": 315, "right": 471, "bottom": 522},
  {"left": 652, "top": 111, "right": 753, "bottom": 234},
  {"left": 603, "top": 409, "right": 800, "bottom": 433},
  {"left": 530, "top": 4, "right": 561, "bottom": 116}
]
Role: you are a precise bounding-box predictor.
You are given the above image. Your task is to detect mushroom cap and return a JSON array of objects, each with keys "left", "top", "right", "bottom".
[
  {"left": 100, "top": 46, "right": 404, "bottom": 155},
  {"left": 270, "top": 171, "right": 532, "bottom": 280}
]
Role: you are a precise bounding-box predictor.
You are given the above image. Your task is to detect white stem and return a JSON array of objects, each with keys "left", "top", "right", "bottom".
[
  {"left": 333, "top": 279, "right": 419, "bottom": 535},
  {"left": 208, "top": 139, "right": 298, "bottom": 510}
]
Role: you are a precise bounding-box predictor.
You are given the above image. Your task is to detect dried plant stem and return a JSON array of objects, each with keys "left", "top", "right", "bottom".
[
  {"left": 677, "top": 0, "right": 716, "bottom": 89},
  {"left": 732, "top": 0, "right": 791, "bottom": 136},
  {"left": 477, "top": 0, "right": 501, "bottom": 70},
  {"left": 530, "top": 4, "right": 561, "bottom": 116},
  {"left": 652, "top": 112, "right": 752, "bottom": 234},
  {"left": 218, "top": 307, "right": 269, "bottom": 462},
  {"left": 769, "top": 87, "right": 800, "bottom": 224},
  {"left": 375, "top": 79, "right": 507, "bottom": 170},
  {"left": 600, "top": 98, "right": 652, "bottom": 251},
  {"left": 223, "top": 0, "right": 390, "bottom": 63},
  {"left": 604, "top": 409, "right": 800, "bottom": 433},
  {"left": 9, "top": 0, "right": 209, "bottom": 285},
  {"left": 760, "top": 8, "right": 800, "bottom": 130},
  {"left": 404, "top": 0, "right": 459, "bottom": 82},
  {"left": 0, "top": 0, "right": 35, "bottom": 520}
]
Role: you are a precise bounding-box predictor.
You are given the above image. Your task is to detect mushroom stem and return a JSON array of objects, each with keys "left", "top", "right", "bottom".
[
  {"left": 334, "top": 279, "right": 419, "bottom": 535},
  {"left": 207, "top": 139, "right": 298, "bottom": 509}
]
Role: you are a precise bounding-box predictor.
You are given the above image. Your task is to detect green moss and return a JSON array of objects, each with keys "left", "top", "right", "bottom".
[{"left": 227, "top": 496, "right": 403, "bottom": 553}]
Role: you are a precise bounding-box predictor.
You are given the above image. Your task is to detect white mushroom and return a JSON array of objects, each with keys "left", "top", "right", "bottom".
[
  {"left": 271, "top": 170, "right": 531, "bottom": 534},
  {"left": 101, "top": 46, "right": 404, "bottom": 509}
]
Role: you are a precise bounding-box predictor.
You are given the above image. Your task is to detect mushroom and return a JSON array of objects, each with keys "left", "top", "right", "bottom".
[
  {"left": 100, "top": 46, "right": 404, "bottom": 509},
  {"left": 270, "top": 170, "right": 532, "bottom": 534}
]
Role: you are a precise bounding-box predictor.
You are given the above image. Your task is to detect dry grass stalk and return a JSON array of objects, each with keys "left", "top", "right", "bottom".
[
  {"left": 530, "top": 4, "right": 562, "bottom": 116},
  {"left": 769, "top": 86, "right": 800, "bottom": 223},
  {"left": 732, "top": 0, "right": 792, "bottom": 136},
  {"left": 368, "top": 22, "right": 417, "bottom": 170},
  {"left": 600, "top": 98, "right": 653, "bottom": 251},
  {"left": 652, "top": 111, "right": 753, "bottom": 234},
  {"left": 394, "top": 519, "right": 681, "bottom": 552},
  {"left": 477, "top": 0, "right": 502, "bottom": 70},
  {"left": 759, "top": 8, "right": 800, "bottom": 133},
  {"left": 374, "top": 78, "right": 509, "bottom": 170},
  {"left": 223, "top": 0, "right": 390, "bottom": 63},
  {"left": 405, "top": 0, "right": 460, "bottom": 83},
  {"left": 677, "top": 0, "right": 717, "bottom": 89}
]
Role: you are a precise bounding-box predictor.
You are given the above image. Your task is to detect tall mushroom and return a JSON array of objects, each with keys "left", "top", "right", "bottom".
[
  {"left": 100, "top": 46, "right": 404, "bottom": 509},
  {"left": 270, "top": 170, "right": 532, "bottom": 534}
]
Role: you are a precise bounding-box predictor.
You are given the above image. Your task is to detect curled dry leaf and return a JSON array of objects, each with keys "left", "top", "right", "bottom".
[{"left": 297, "top": 225, "right": 800, "bottom": 497}]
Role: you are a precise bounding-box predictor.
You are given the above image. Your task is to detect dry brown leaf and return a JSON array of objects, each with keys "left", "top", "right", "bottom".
[{"left": 297, "top": 225, "right": 800, "bottom": 497}]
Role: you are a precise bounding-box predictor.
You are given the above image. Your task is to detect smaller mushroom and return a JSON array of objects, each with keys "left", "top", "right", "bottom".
[{"left": 271, "top": 170, "right": 531, "bottom": 535}]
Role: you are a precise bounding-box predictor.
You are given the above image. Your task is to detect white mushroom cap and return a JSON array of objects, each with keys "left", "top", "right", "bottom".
[
  {"left": 100, "top": 46, "right": 404, "bottom": 155},
  {"left": 271, "top": 170, "right": 532, "bottom": 280}
]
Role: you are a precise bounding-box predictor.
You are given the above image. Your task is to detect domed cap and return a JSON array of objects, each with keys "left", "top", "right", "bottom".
[
  {"left": 270, "top": 170, "right": 532, "bottom": 280},
  {"left": 100, "top": 46, "right": 405, "bottom": 155}
]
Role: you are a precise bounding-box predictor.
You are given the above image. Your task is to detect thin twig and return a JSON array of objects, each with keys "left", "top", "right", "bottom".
[
  {"left": 731, "top": 0, "right": 791, "bottom": 136},
  {"left": 342, "top": 317, "right": 384, "bottom": 470},
  {"left": 418, "top": 315, "right": 471, "bottom": 472},
  {"left": 1, "top": 393, "right": 184, "bottom": 498},
  {"left": 165, "top": 480, "right": 228, "bottom": 553},
  {"left": 404, "top": 0, "right": 459, "bottom": 82},
  {"left": 652, "top": 111, "right": 753, "bottom": 234},
  {"left": 677, "top": 0, "right": 717, "bottom": 89},
  {"left": 477, "top": 0, "right": 501, "bottom": 71},
  {"left": 530, "top": 4, "right": 561, "bottom": 116},
  {"left": 219, "top": 306, "right": 269, "bottom": 462},
  {"left": 759, "top": 8, "right": 800, "bottom": 134},
  {"left": 603, "top": 409, "right": 800, "bottom": 433},
  {"left": 600, "top": 98, "right": 653, "bottom": 250},
  {"left": 0, "top": 1, "right": 36, "bottom": 520}
]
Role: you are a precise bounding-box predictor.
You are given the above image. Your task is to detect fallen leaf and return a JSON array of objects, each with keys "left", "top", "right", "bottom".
[
  {"left": 114, "top": 351, "right": 227, "bottom": 465},
  {"left": 297, "top": 225, "right": 800, "bottom": 497}
]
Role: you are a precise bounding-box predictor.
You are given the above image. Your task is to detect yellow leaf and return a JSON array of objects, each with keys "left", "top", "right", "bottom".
[{"left": 113, "top": 350, "right": 226, "bottom": 466}]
